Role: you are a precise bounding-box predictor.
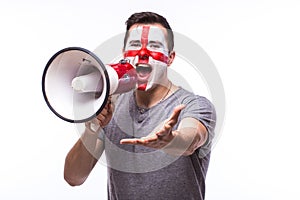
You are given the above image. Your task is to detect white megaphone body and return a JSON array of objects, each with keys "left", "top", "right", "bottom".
[{"left": 42, "top": 47, "right": 137, "bottom": 123}]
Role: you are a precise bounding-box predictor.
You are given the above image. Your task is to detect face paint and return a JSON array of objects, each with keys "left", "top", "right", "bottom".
[{"left": 124, "top": 25, "right": 170, "bottom": 91}]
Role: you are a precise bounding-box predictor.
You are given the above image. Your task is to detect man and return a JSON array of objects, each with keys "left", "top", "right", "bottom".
[{"left": 64, "top": 12, "right": 216, "bottom": 200}]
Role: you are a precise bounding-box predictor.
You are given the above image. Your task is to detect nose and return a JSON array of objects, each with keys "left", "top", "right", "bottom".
[{"left": 138, "top": 48, "right": 149, "bottom": 60}]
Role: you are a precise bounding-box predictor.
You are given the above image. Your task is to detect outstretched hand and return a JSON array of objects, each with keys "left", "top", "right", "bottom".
[{"left": 120, "top": 104, "right": 185, "bottom": 149}]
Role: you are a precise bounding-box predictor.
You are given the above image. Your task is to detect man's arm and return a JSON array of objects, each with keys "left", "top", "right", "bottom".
[
  {"left": 163, "top": 117, "right": 208, "bottom": 156},
  {"left": 64, "top": 128, "right": 104, "bottom": 186},
  {"left": 120, "top": 105, "right": 208, "bottom": 156},
  {"left": 64, "top": 100, "right": 113, "bottom": 186}
]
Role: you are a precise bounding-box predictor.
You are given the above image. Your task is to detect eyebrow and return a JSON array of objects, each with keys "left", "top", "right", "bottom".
[
  {"left": 128, "top": 40, "right": 164, "bottom": 48},
  {"left": 129, "top": 40, "right": 141, "bottom": 44},
  {"left": 148, "top": 41, "right": 164, "bottom": 46}
]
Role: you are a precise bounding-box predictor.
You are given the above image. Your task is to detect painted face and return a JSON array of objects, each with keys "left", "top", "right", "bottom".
[{"left": 123, "top": 25, "right": 170, "bottom": 91}]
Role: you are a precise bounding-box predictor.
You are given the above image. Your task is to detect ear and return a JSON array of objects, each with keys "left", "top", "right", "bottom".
[
  {"left": 167, "top": 51, "right": 176, "bottom": 66},
  {"left": 122, "top": 48, "right": 126, "bottom": 58}
]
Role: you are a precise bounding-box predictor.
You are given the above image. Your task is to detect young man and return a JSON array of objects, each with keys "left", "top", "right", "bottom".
[{"left": 64, "top": 12, "right": 216, "bottom": 200}]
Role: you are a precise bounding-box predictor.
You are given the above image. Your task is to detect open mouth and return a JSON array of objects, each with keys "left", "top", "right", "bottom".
[{"left": 136, "top": 63, "right": 152, "bottom": 76}]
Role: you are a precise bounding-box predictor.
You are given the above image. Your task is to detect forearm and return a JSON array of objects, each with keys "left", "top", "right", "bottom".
[
  {"left": 64, "top": 128, "right": 104, "bottom": 186},
  {"left": 163, "top": 118, "right": 208, "bottom": 156},
  {"left": 163, "top": 128, "right": 199, "bottom": 156}
]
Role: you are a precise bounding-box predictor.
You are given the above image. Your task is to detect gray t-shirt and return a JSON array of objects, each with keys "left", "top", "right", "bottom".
[{"left": 102, "top": 87, "right": 216, "bottom": 200}]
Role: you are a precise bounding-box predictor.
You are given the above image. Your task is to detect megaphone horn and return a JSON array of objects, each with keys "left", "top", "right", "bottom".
[{"left": 42, "top": 47, "right": 137, "bottom": 123}]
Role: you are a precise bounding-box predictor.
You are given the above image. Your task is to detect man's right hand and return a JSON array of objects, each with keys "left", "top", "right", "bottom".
[
  {"left": 96, "top": 96, "right": 114, "bottom": 127},
  {"left": 85, "top": 96, "right": 114, "bottom": 133}
]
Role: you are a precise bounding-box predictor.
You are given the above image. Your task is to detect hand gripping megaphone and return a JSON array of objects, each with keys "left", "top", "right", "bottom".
[{"left": 42, "top": 47, "right": 137, "bottom": 123}]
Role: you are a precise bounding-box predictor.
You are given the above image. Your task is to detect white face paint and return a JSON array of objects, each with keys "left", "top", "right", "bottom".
[{"left": 124, "top": 25, "right": 170, "bottom": 91}]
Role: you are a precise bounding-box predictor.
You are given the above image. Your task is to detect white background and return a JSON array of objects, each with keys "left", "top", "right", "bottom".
[{"left": 1, "top": 0, "right": 300, "bottom": 199}]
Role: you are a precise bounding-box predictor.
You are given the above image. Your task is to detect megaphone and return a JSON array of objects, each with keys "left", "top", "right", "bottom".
[{"left": 42, "top": 47, "right": 137, "bottom": 123}]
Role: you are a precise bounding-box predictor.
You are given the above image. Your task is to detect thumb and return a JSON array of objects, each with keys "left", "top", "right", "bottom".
[{"left": 167, "top": 104, "right": 185, "bottom": 127}]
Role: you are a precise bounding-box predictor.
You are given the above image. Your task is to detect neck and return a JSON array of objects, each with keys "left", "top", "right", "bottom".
[{"left": 135, "top": 81, "right": 173, "bottom": 108}]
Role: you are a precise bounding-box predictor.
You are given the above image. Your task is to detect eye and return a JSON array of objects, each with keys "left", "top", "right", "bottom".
[
  {"left": 129, "top": 42, "right": 141, "bottom": 47},
  {"left": 147, "top": 42, "right": 164, "bottom": 50},
  {"left": 149, "top": 44, "right": 161, "bottom": 49}
]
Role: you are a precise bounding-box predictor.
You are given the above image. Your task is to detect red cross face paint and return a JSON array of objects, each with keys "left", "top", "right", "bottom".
[{"left": 123, "top": 25, "right": 170, "bottom": 91}]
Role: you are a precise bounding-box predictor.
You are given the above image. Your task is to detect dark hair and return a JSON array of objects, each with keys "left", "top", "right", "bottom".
[{"left": 123, "top": 12, "right": 174, "bottom": 51}]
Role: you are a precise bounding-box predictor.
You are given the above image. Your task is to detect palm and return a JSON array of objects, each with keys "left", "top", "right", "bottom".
[{"left": 120, "top": 104, "right": 185, "bottom": 149}]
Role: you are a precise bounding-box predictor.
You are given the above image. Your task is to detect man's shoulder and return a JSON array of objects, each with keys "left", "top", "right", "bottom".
[{"left": 174, "top": 87, "right": 212, "bottom": 105}]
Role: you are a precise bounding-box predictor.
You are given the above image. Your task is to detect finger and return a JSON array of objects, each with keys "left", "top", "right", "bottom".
[
  {"left": 97, "top": 105, "right": 112, "bottom": 119},
  {"left": 120, "top": 135, "right": 158, "bottom": 145},
  {"left": 156, "top": 124, "right": 172, "bottom": 137},
  {"left": 147, "top": 134, "right": 159, "bottom": 141},
  {"left": 140, "top": 135, "right": 158, "bottom": 143},
  {"left": 120, "top": 138, "right": 139, "bottom": 144},
  {"left": 96, "top": 113, "right": 106, "bottom": 121},
  {"left": 167, "top": 104, "right": 185, "bottom": 127},
  {"left": 107, "top": 101, "right": 114, "bottom": 113},
  {"left": 121, "top": 138, "right": 150, "bottom": 145}
]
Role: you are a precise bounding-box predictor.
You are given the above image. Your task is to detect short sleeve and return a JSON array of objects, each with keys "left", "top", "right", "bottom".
[{"left": 180, "top": 95, "right": 217, "bottom": 158}]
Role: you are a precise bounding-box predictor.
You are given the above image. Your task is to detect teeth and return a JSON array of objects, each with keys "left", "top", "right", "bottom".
[
  {"left": 136, "top": 64, "right": 152, "bottom": 73},
  {"left": 136, "top": 64, "right": 150, "bottom": 68}
]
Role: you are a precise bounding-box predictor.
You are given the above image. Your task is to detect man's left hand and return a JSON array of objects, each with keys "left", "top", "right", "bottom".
[{"left": 120, "top": 104, "right": 185, "bottom": 149}]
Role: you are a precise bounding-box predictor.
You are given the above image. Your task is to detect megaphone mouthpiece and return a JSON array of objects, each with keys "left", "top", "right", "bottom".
[{"left": 71, "top": 71, "right": 102, "bottom": 93}]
